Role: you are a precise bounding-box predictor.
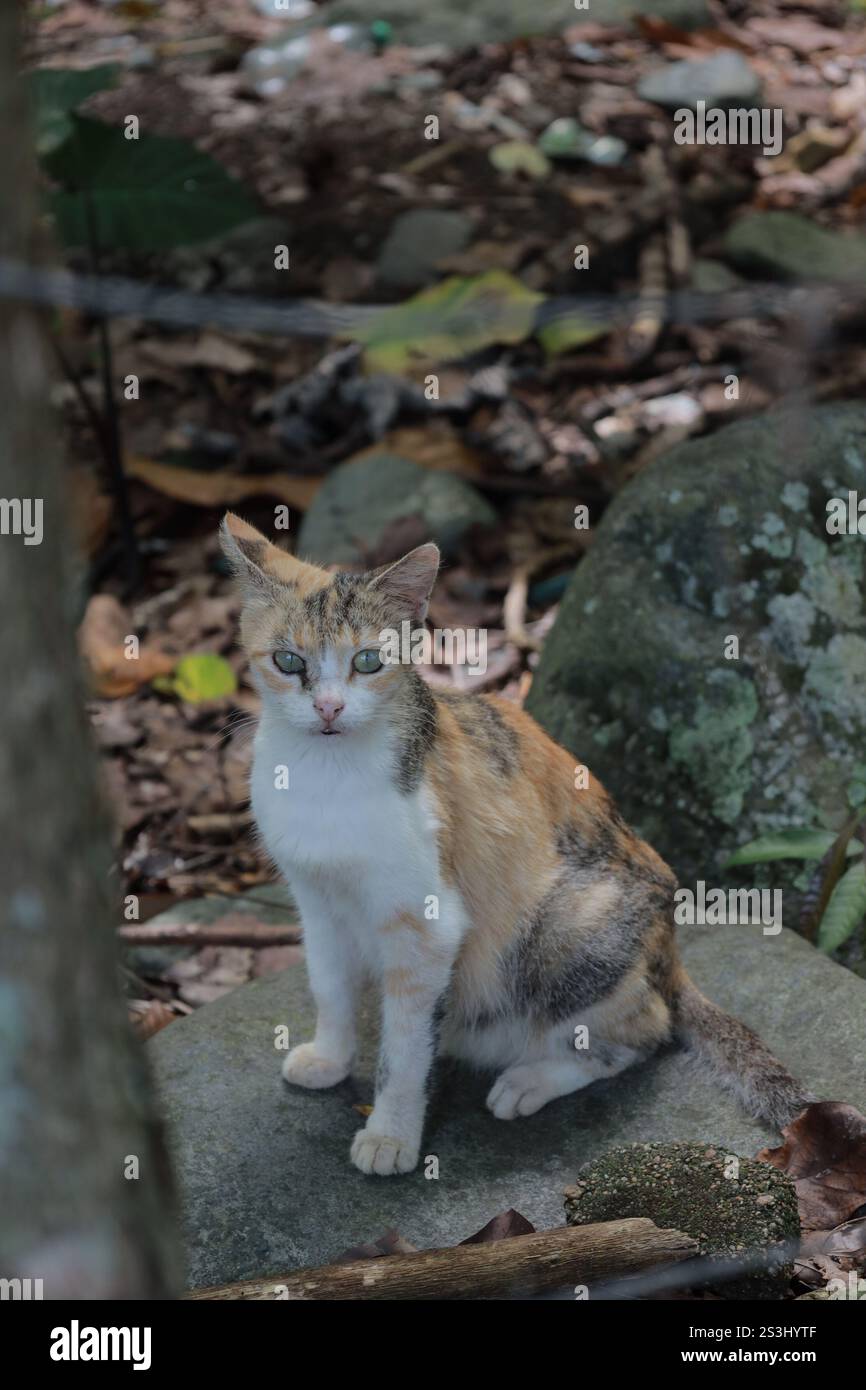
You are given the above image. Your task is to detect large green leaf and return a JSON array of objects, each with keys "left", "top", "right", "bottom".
[
  {"left": 724, "top": 828, "right": 863, "bottom": 867},
  {"left": 45, "top": 116, "right": 260, "bottom": 251},
  {"left": 817, "top": 860, "right": 866, "bottom": 953},
  {"left": 353, "top": 271, "right": 542, "bottom": 372},
  {"left": 30, "top": 65, "right": 120, "bottom": 157}
]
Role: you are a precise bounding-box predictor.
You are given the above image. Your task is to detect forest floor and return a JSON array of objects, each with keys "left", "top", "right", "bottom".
[{"left": 29, "top": 0, "right": 866, "bottom": 1005}]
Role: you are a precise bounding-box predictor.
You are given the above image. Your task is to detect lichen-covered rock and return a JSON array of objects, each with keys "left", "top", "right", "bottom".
[
  {"left": 564, "top": 1142, "right": 799, "bottom": 1298},
  {"left": 526, "top": 403, "right": 866, "bottom": 926},
  {"left": 297, "top": 451, "right": 495, "bottom": 566}
]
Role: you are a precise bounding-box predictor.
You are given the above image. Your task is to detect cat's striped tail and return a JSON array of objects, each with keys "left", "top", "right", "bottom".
[{"left": 673, "top": 973, "right": 815, "bottom": 1131}]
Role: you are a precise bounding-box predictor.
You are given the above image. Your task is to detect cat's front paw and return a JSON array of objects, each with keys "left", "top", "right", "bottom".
[
  {"left": 350, "top": 1129, "right": 419, "bottom": 1176},
  {"left": 282, "top": 1043, "right": 349, "bottom": 1090}
]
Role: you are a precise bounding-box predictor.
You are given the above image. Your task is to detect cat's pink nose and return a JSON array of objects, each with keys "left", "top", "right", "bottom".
[{"left": 314, "top": 697, "right": 344, "bottom": 726}]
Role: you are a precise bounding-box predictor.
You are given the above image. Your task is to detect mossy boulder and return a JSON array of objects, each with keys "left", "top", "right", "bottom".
[
  {"left": 565, "top": 1142, "right": 799, "bottom": 1298},
  {"left": 527, "top": 403, "right": 866, "bottom": 928}
]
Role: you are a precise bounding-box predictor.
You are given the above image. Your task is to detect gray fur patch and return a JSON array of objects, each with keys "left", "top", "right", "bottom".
[
  {"left": 395, "top": 673, "right": 438, "bottom": 794},
  {"left": 438, "top": 692, "right": 520, "bottom": 778},
  {"left": 508, "top": 885, "right": 650, "bottom": 1024}
]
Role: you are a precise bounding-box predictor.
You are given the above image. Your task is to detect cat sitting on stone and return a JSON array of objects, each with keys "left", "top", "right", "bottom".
[{"left": 221, "top": 512, "right": 810, "bottom": 1177}]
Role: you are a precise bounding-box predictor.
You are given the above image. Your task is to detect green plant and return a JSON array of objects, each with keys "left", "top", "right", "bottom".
[
  {"left": 29, "top": 65, "right": 260, "bottom": 590},
  {"left": 726, "top": 815, "right": 866, "bottom": 952},
  {"left": 44, "top": 116, "right": 259, "bottom": 253}
]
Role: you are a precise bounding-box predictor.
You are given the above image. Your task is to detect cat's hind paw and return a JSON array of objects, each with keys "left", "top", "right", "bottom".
[
  {"left": 350, "top": 1129, "right": 418, "bottom": 1176},
  {"left": 281, "top": 1043, "right": 349, "bottom": 1090},
  {"left": 486, "top": 1063, "right": 560, "bottom": 1120}
]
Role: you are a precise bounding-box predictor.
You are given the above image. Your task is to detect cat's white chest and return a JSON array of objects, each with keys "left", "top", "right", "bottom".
[{"left": 250, "top": 719, "right": 429, "bottom": 875}]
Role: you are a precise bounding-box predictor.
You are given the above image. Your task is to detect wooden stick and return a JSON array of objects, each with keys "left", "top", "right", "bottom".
[
  {"left": 186, "top": 1219, "right": 697, "bottom": 1301},
  {"left": 118, "top": 921, "right": 301, "bottom": 947}
]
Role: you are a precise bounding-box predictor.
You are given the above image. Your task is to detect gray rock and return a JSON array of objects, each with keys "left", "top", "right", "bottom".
[
  {"left": 564, "top": 1142, "right": 799, "bottom": 1298},
  {"left": 689, "top": 257, "right": 743, "bottom": 294},
  {"left": 319, "top": 0, "right": 710, "bottom": 49},
  {"left": 638, "top": 51, "right": 761, "bottom": 111},
  {"left": 148, "top": 922, "right": 866, "bottom": 1288},
  {"left": 376, "top": 210, "right": 473, "bottom": 291},
  {"left": 526, "top": 403, "right": 866, "bottom": 921},
  {"left": 297, "top": 451, "right": 495, "bottom": 566},
  {"left": 724, "top": 211, "right": 866, "bottom": 285}
]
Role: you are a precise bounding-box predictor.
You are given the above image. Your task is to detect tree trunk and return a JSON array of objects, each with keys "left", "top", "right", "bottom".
[{"left": 0, "top": 11, "right": 180, "bottom": 1297}]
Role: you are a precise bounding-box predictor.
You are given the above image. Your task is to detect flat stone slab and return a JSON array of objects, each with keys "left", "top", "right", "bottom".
[{"left": 149, "top": 926, "right": 866, "bottom": 1289}]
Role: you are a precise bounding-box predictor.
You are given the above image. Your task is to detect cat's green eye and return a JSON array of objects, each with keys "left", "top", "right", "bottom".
[
  {"left": 273, "top": 650, "right": 305, "bottom": 675},
  {"left": 353, "top": 649, "right": 383, "bottom": 674}
]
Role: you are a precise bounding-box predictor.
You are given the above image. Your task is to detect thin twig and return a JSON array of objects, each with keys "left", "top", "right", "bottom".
[{"left": 80, "top": 178, "right": 140, "bottom": 593}]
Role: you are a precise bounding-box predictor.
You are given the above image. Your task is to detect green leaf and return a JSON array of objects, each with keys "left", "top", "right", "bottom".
[
  {"left": 353, "top": 271, "right": 542, "bottom": 372},
  {"left": 155, "top": 653, "right": 237, "bottom": 703},
  {"left": 489, "top": 141, "right": 551, "bottom": 180},
  {"left": 846, "top": 767, "right": 866, "bottom": 810},
  {"left": 45, "top": 116, "right": 260, "bottom": 251},
  {"left": 817, "top": 860, "right": 866, "bottom": 952},
  {"left": 724, "top": 827, "right": 864, "bottom": 867},
  {"left": 30, "top": 66, "right": 120, "bottom": 157},
  {"left": 537, "top": 308, "right": 610, "bottom": 356}
]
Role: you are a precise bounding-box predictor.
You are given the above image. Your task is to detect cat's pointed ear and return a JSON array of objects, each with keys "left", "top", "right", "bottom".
[
  {"left": 219, "top": 512, "right": 326, "bottom": 599},
  {"left": 367, "top": 543, "right": 440, "bottom": 621}
]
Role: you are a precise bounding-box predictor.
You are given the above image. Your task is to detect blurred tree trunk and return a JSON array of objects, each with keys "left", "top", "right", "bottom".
[{"left": 0, "top": 8, "right": 180, "bottom": 1296}]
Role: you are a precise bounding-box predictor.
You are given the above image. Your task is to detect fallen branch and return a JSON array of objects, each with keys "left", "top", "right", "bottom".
[
  {"left": 118, "top": 920, "right": 301, "bottom": 947},
  {"left": 186, "top": 1218, "right": 697, "bottom": 1301}
]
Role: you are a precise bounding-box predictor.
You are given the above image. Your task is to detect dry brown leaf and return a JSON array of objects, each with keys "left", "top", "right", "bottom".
[
  {"left": 78, "top": 595, "right": 175, "bottom": 698},
  {"left": 251, "top": 944, "right": 304, "bottom": 977},
  {"left": 758, "top": 1102, "right": 866, "bottom": 1231},
  {"left": 138, "top": 332, "right": 259, "bottom": 375},
  {"left": 460, "top": 1209, "right": 536, "bottom": 1244},
  {"left": 124, "top": 456, "right": 321, "bottom": 511},
  {"left": 746, "top": 16, "right": 842, "bottom": 54},
  {"left": 349, "top": 424, "right": 485, "bottom": 480},
  {"left": 338, "top": 1229, "right": 419, "bottom": 1262},
  {"left": 800, "top": 1215, "right": 866, "bottom": 1262},
  {"left": 128, "top": 999, "right": 177, "bottom": 1041},
  {"left": 634, "top": 15, "right": 693, "bottom": 45}
]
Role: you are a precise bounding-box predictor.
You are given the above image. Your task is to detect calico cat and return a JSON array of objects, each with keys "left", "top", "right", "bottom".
[{"left": 221, "top": 512, "right": 810, "bottom": 1177}]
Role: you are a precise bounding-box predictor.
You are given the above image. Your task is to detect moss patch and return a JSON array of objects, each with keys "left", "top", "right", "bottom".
[{"left": 565, "top": 1141, "right": 800, "bottom": 1299}]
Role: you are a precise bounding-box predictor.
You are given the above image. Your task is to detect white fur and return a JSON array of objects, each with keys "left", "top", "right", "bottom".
[{"left": 253, "top": 695, "right": 468, "bottom": 1176}]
